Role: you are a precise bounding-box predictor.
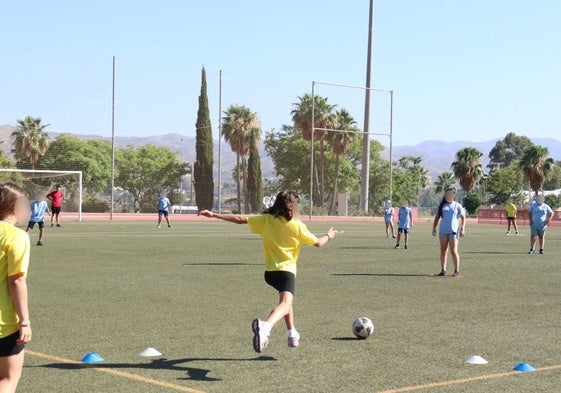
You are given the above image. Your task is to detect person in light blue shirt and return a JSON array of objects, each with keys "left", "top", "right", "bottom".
[
  {"left": 383, "top": 200, "right": 396, "bottom": 238},
  {"left": 394, "top": 200, "right": 413, "bottom": 249},
  {"left": 157, "top": 194, "right": 171, "bottom": 228},
  {"left": 527, "top": 194, "right": 553, "bottom": 254},
  {"left": 26, "top": 197, "right": 50, "bottom": 246},
  {"left": 432, "top": 187, "right": 465, "bottom": 277}
]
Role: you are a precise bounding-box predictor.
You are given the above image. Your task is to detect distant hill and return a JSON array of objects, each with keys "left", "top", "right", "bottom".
[{"left": 2, "top": 124, "right": 561, "bottom": 181}]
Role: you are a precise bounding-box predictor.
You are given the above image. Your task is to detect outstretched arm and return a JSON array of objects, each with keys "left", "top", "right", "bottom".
[
  {"left": 314, "top": 227, "right": 336, "bottom": 247},
  {"left": 199, "top": 210, "right": 248, "bottom": 224}
]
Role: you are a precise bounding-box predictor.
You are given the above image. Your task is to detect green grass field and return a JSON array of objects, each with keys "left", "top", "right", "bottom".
[{"left": 18, "top": 219, "right": 561, "bottom": 393}]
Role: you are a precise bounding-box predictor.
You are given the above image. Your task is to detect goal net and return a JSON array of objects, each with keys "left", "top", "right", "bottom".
[{"left": 0, "top": 169, "right": 83, "bottom": 221}]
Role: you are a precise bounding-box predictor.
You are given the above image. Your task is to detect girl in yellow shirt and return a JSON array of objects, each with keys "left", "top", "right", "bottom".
[
  {"left": 0, "top": 183, "right": 32, "bottom": 392},
  {"left": 199, "top": 191, "right": 336, "bottom": 353}
]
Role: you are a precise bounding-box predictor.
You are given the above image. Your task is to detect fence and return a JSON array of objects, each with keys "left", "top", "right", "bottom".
[{"left": 478, "top": 208, "right": 561, "bottom": 227}]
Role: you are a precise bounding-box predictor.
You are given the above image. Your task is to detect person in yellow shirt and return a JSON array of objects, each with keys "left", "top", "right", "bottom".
[
  {"left": 505, "top": 201, "right": 519, "bottom": 235},
  {"left": 199, "top": 191, "right": 336, "bottom": 353},
  {"left": 0, "top": 183, "right": 32, "bottom": 392}
]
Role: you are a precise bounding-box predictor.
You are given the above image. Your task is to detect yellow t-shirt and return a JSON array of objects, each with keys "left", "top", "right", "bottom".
[
  {"left": 247, "top": 215, "right": 318, "bottom": 275},
  {"left": 505, "top": 203, "right": 517, "bottom": 218},
  {"left": 0, "top": 222, "right": 30, "bottom": 338}
]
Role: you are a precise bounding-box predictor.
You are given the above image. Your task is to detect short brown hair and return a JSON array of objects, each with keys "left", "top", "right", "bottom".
[{"left": 0, "top": 183, "right": 27, "bottom": 220}]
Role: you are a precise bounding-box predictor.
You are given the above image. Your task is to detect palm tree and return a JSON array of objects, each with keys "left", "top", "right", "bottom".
[
  {"left": 291, "top": 94, "right": 335, "bottom": 210},
  {"left": 221, "top": 105, "right": 261, "bottom": 213},
  {"left": 10, "top": 116, "right": 50, "bottom": 169},
  {"left": 434, "top": 171, "right": 456, "bottom": 193},
  {"left": 451, "top": 147, "right": 484, "bottom": 195},
  {"left": 328, "top": 109, "right": 358, "bottom": 215},
  {"left": 518, "top": 145, "right": 554, "bottom": 193}
]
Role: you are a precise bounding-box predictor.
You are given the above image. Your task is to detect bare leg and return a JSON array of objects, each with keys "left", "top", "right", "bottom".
[
  {"left": 395, "top": 232, "right": 401, "bottom": 246},
  {"left": 157, "top": 215, "right": 162, "bottom": 226},
  {"left": 0, "top": 351, "right": 25, "bottom": 393},
  {"left": 55, "top": 213, "right": 60, "bottom": 225},
  {"left": 538, "top": 235, "right": 545, "bottom": 251},
  {"left": 165, "top": 216, "right": 171, "bottom": 226},
  {"left": 266, "top": 291, "right": 294, "bottom": 330},
  {"left": 449, "top": 237, "right": 460, "bottom": 271},
  {"left": 530, "top": 235, "right": 537, "bottom": 250},
  {"left": 38, "top": 228, "right": 44, "bottom": 242},
  {"left": 439, "top": 237, "right": 449, "bottom": 271},
  {"left": 389, "top": 222, "right": 395, "bottom": 237},
  {"left": 404, "top": 232, "right": 409, "bottom": 247},
  {"left": 513, "top": 221, "right": 518, "bottom": 233}
]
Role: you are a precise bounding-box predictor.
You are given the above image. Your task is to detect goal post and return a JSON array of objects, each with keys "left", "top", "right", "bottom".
[{"left": 0, "top": 169, "right": 83, "bottom": 222}]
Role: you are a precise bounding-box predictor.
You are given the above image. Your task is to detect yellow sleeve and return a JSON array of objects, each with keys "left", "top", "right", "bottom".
[
  {"left": 7, "top": 230, "right": 30, "bottom": 277},
  {"left": 297, "top": 220, "right": 319, "bottom": 246},
  {"left": 247, "top": 215, "right": 266, "bottom": 234}
]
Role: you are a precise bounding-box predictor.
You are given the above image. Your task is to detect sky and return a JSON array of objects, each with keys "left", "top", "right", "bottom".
[{"left": 1, "top": 0, "right": 560, "bottom": 146}]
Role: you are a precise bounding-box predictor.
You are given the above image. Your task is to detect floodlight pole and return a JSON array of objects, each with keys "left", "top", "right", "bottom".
[
  {"left": 389, "top": 90, "right": 394, "bottom": 201},
  {"left": 110, "top": 56, "right": 116, "bottom": 221},
  {"left": 359, "top": 0, "right": 374, "bottom": 214},
  {"left": 217, "top": 69, "right": 222, "bottom": 213},
  {"left": 309, "top": 81, "right": 316, "bottom": 221}
]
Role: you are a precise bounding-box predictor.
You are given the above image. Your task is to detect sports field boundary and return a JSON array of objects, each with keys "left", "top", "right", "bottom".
[
  {"left": 377, "top": 363, "right": 561, "bottom": 392},
  {"left": 27, "top": 350, "right": 207, "bottom": 393}
]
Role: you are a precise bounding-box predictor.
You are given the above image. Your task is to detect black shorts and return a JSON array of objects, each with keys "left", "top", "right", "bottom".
[
  {"left": 27, "top": 221, "right": 44, "bottom": 230},
  {"left": 398, "top": 227, "right": 409, "bottom": 234},
  {"left": 0, "top": 331, "right": 24, "bottom": 357},
  {"left": 264, "top": 271, "right": 296, "bottom": 294},
  {"left": 158, "top": 210, "right": 169, "bottom": 218},
  {"left": 507, "top": 217, "right": 516, "bottom": 222},
  {"left": 51, "top": 206, "right": 62, "bottom": 214}
]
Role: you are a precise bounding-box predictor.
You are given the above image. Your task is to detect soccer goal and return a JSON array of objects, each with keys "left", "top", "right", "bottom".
[{"left": 0, "top": 169, "right": 83, "bottom": 221}]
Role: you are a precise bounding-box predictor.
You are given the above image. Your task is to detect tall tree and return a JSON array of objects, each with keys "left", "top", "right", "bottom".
[
  {"left": 487, "top": 132, "right": 533, "bottom": 172},
  {"left": 222, "top": 105, "right": 261, "bottom": 213},
  {"left": 518, "top": 145, "right": 554, "bottom": 193},
  {"left": 328, "top": 109, "right": 358, "bottom": 215},
  {"left": 451, "top": 147, "right": 484, "bottom": 194},
  {"left": 485, "top": 166, "right": 524, "bottom": 205},
  {"left": 247, "top": 131, "right": 263, "bottom": 213},
  {"left": 115, "top": 145, "right": 186, "bottom": 212},
  {"left": 194, "top": 67, "right": 215, "bottom": 211},
  {"left": 10, "top": 116, "right": 49, "bottom": 169},
  {"left": 434, "top": 171, "right": 456, "bottom": 193},
  {"left": 291, "top": 94, "right": 335, "bottom": 210}
]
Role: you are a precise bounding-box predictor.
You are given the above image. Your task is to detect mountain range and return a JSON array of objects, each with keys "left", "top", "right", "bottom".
[{"left": 2, "top": 124, "right": 561, "bottom": 180}]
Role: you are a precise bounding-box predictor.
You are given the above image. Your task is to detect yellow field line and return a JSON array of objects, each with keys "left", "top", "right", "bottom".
[
  {"left": 377, "top": 364, "right": 561, "bottom": 393},
  {"left": 27, "top": 350, "right": 207, "bottom": 393}
]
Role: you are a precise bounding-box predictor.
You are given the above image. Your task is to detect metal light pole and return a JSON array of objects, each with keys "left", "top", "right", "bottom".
[
  {"left": 359, "top": 0, "right": 374, "bottom": 214},
  {"left": 180, "top": 137, "right": 184, "bottom": 214},
  {"left": 110, "top": 56, "right": 116, "bottom": 221}
]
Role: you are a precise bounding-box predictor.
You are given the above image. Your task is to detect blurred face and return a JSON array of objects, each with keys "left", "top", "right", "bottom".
[
  {"left": 401, "top": 200, "right": 408, "bottom": 208},
  {"left": 536, "top": 195, "right": 545, "bottom": 205},
  {"left": 14, "top": 196, "right": 31, "bottom": 224},
  {"left": 444, "top": 190, "right": 456, "bottom": 203}
]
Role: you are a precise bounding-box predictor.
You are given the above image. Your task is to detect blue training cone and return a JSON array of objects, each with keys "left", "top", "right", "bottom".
[
  {"left": 513, "top": 362, "right": 535, "bottom": 372},
  {"left": 81, "top": 352, "right": 104, "bottom": 363}
]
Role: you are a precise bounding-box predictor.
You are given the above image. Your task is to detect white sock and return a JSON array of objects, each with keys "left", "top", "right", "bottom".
[{"left": 287, "top": 328, "right": 299, "bottom": 338}]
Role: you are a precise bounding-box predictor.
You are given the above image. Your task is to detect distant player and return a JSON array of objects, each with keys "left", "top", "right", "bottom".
[
  {"left": 157, "top": 194, "right": 171, "bottom": 228},
  {"left": 527, "top": 194, "right": 553, "bottom": 254},
  {"left": 26, "top": 196, "right": 50, "bottom": 246},
  {"left": 395, "top": 200, "right": 413, "bottom": 249},
  {"left": 432, "top": 187, "right": 466, "bottom": 277},
  {"left": 46, "top": 185, "right": 64, "bottom": 227},
  {"left": 505, "top": 201, "right": 518, "bottom": 235},
  {"left": 198, "top": 191, "right": 336, "bottom": 353},
  {"left": 383, "top": 200, "right": 396, "bottom": 238}
]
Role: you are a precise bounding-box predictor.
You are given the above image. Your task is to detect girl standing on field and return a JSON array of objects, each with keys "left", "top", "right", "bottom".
[
  {"left": 383, "top": 200, "right": 396, "bottom": 238},
  {"left": 0, "top": 183, "right": 32, "bottom": 392},
  {"left": 432, "top": 187, "right": 466, "bottom": 277},
  {"left": 199, "top": 191, "right": 336, "bottom": 353}
]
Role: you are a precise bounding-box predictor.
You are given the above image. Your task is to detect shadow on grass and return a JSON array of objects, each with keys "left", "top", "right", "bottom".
[
  {"left": 331, "top": 337, "right": 360, "bottom": 341},
  {"left": 183, "top": 263, "right": 261, "bottom": 266},
  {"left": 464, "top": 251, "right": 520, "bottom": 255},
  {"left": 332, "top": 273, "right": 428, "bottom": 277},
  {"left": 338, "top": 246, "right": 390, "bottom": 250},
  {"left": 36, "top": 356, "right": 276, "bottom": 382}
]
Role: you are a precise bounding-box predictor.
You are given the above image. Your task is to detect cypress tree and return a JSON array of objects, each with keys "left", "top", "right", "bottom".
[
  {"left": 194, "top": 67, "right": 214, "bottom": 210},
  {"left": 247, "top": 131, "right": 263, "bottom": 213}
]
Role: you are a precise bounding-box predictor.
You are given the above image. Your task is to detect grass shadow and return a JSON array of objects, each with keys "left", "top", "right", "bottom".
[
  {"left": 338, "top": 246, "right": 390, "bottom": 250},
  {"left": 36, "top": 356, "right": 276, "bottom": 382},
  {"left": 331, "top": 337, "right": 360, "bottom": 341},
  {"left": 183, "top": 263, "right": 261, "bottom": 266},
  {"left": 332, "top": 273, "right": 428, "bottom": 277}
]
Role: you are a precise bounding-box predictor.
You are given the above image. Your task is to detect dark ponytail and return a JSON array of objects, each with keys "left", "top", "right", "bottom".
[{"left": 263, "top": 191, "right": 300, "bottom": 221}]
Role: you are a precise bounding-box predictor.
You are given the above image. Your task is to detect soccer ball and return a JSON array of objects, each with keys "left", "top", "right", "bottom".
[{"left": 352, "top": 317, "right": 374, "bottom": 339}]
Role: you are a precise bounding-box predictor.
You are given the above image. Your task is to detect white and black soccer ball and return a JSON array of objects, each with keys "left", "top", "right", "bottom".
[{"left": 352, "top": 317, "right": 374, "bottom": 339}]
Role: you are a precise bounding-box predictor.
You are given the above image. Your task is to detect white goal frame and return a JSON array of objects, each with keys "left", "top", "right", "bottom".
[{"left": 0, "top": 169, "right": 83, "bottom": 222}]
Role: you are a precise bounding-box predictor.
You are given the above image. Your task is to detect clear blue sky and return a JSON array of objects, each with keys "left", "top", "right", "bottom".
[{"left": 1, "top": 0, "right": 559, "bottom": 146}]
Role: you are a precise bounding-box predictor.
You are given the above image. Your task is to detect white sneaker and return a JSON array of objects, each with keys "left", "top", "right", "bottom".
[
  {"left": 287, "top": 331, "right": 300, "bottom": 348},
  {"left": 252, "top": 319, "right": 269, "bottom": 353},
  {"left": 157, "top": 225, "right": 161, "bottom": 229}
]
